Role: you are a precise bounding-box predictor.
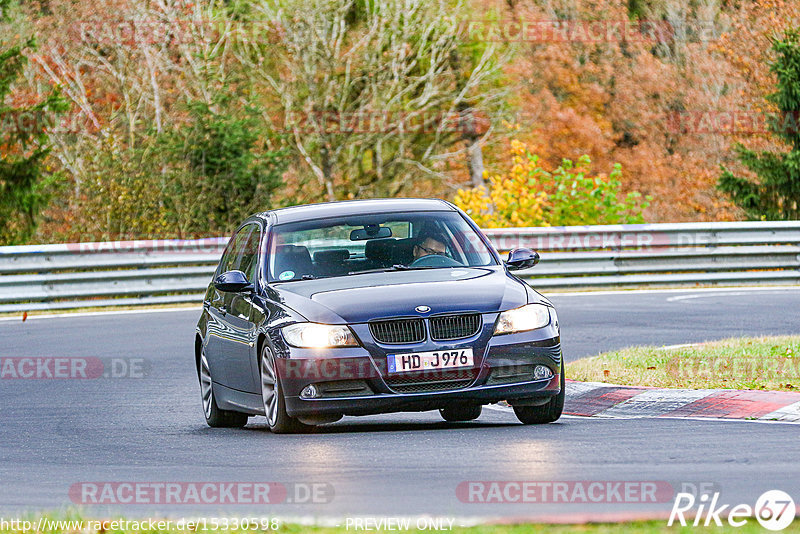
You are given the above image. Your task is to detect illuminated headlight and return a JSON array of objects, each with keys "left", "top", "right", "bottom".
[
  {"left": 493, "top": 304, "right": 551, "bottom": 335},
  {"left": 282, "top": 323, "right": 358, "bottom": 348}
]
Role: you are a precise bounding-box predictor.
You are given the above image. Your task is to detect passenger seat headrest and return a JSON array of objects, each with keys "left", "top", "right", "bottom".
[
  {"left": 364, "top": 238, "right": 396, "bottom": 262},
  {"left": 313, "top": 249, "right": 350, "bottom": 263},
  {"left": 273, "top": 245, "right": 313, "bottom": 280}
]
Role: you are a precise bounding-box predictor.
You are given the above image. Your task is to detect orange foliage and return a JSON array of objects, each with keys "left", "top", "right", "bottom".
[
  {"left": 469, "top": 0, "right": 790, "bottom": 222},
  {"left": 11, "top": 0, "right": 800, "bottom": 243}
]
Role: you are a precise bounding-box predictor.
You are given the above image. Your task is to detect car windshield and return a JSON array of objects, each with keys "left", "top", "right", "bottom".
[{"left": 267, "top": 211, "right": 497, "bottom": 282}]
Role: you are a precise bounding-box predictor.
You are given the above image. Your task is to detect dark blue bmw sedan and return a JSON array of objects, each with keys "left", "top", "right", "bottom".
[{"left": 195, "top": 198, "right": 563, "bottom": 432}]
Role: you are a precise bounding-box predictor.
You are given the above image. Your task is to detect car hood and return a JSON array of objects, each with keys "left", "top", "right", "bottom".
[{"left": 270, "top": 267, "right": 540, "bottom": 324}]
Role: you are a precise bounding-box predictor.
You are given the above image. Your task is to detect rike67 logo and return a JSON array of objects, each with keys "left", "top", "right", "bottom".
[{"left": 669, "top": 490, "right": 796, "bottom": 531}]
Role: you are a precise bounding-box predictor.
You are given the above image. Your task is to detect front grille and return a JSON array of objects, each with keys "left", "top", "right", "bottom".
[
  {"left": 389, "top": 379, "right": 474, "bottom": 393},
  {"left": 429, "top": 313, "right": 482, "bottom": 341},
  {"left": 369, "top": 318, "right": 425, "bottom": 344},
  {"left": 385, "top": 368, "right": 479, "bottom": 393},
  {"left": 316, "top": 380, "right": 373, "bottom": 398}
]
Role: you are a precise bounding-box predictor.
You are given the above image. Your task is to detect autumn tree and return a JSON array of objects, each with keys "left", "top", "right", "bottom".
[
  {"left": 237, "top": 0, "right": 508, "bottom": 201},
  {"left": 25, "top": 0, "right": 290, "bottom": 240},
  {"left": 473, "top": 0, "right": 742, "bottom": 222},
  {"left": 0, "top": 0, "right": 68, "bottom": 244},
  {"left": 718, "top": 29, "right": 800, "bottom": 220}
]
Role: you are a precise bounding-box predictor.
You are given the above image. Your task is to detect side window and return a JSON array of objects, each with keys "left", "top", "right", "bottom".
[
  {"left": 217, "top": 225, "right": 251, "bottom": 276},
  {"left": 238, "top": 225, "right": 261, "bottom": 283}
]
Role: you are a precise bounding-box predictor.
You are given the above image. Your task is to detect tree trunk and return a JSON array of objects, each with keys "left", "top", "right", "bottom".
[
  {"left": 460, "top": 108, "right": 486, "bottom": 188},
  {"left": 466, "top": 136, "right": 486, "bottom": 188},
  {"left": 320, "top": 143, "right": 336, "bottom": 201}
]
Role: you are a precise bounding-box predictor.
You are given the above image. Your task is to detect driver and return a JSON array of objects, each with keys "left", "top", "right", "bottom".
[{"left": 413, "top": 229, "right": 448, "bottom": 261}]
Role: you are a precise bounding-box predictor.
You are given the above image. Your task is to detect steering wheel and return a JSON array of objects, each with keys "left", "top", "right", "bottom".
[{"left": 408, "top": 254, "right": 463, "bottom": 268}]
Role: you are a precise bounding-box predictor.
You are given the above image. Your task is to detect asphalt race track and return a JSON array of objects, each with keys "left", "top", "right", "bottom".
[{"left": 1, "top": 287, "right": 799, "bottom": 521}]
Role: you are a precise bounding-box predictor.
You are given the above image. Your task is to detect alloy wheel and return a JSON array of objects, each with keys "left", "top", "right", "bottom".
[
  {"left": 200, "top": 352, "right": 213, "bottom": 419},
  {"left": 260, "top": 347, "right": 278, "bottom": 426}
]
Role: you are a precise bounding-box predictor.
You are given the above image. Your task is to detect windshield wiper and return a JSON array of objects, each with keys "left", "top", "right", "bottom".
[
  {"left": 271, "top": 274, "right": 318, "bottom": 283},
  {"left": 347, "top": 264, "right": 435, "bottom": 276}
]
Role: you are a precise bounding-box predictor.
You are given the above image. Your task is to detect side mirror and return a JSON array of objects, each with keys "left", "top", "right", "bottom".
[
  {"left": 214, "top": 270, "right": 253, "bottom": 293},
  {"left": 505, "top": 248, "right": 539, "bottom": 271}
]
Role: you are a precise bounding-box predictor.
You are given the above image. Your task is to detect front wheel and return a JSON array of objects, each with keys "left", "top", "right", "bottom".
[
  {"left": 260, "top": 344, "right": 310, "bottom": 434},
  {"left": 199, "top": 351, "right": 248, "bottom": 428},
  {"left": 513, "top": 361, "right": 565, "bottom": 424}
]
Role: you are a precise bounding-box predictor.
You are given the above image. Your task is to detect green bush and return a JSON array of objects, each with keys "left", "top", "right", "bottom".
[
  {"left": 76, "top": 100, "right": 289, "bottom": 240},
  {"left": 455, "top": 138, "right": 650, "bottom": 228}
]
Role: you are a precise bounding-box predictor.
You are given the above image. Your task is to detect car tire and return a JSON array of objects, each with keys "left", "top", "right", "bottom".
[
  {"left": 199, "top": 350, "right": 248, "bottom": 428},
  {"left": 440, "top": 404, "right": 482, "bottom": 422},
  {"left": 513, "top": 360, "right": 565, "bottom": 425},
  {"left": 260, "top": 343, "right": 310, "bottom": 434}
]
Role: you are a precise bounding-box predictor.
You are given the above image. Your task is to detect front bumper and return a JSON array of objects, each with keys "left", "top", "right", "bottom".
[
  {"left": 284, "top": 373, "right": 561, "bottom": 417},
  {"left": 275, "top": 321, "right": 563, "bottom": 417}
]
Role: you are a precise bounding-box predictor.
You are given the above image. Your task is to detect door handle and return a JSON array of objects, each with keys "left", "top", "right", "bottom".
[{"left": 219, "top": 306, "right": 228, "bottom": 316}]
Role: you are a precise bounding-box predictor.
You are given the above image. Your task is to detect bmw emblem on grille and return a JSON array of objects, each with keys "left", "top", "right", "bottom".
[{"left": 415, "top": 305, "right": 431, "bottom": 313}]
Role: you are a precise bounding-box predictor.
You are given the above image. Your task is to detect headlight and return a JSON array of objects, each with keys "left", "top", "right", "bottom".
[
  {"left": 494, "top": 304, "right": 551, "bottom": 335},
  {"left": 282, "top": 323, "right": 358, "bottom": 348}
]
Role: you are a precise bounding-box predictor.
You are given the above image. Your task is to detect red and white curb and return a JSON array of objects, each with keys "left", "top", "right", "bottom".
[{"left": 562, "top": 380, "right": 800, "bottom": 422}]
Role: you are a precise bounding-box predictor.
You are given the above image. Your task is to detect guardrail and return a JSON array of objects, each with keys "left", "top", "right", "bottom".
[{"left": 1, "top": 222, "right": 799, "bottom": 313}]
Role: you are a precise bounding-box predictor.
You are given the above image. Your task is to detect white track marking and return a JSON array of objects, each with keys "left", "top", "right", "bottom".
[
  {"left": 760, "top": 401, "right": 800, "bottom": 422},
  {"left": 666, "top": 290, "right": 797, "bottom": 302},
  {"left": 565, "top": 380, "right": 612, "bottom": 396},
  {"left": 548, "top": 286, "right": 800, "bottom": 297},
  {"left": 600, "top": 388, "right": 715, "bottom": 418},
  {"left": 484, "top": 403, "right": 800, "bottom": 424},
  {"left": 0, "top": 306, "right": 200, "bottom": 322},
  {"left": 656, "top": 415, "right": 800, "bottom": 425},
  {"left": 483, "top": 405, "right": 599, "bottom": 420}
]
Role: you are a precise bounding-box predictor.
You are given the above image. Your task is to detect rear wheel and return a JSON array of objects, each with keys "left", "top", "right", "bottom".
[
  {"left": 199, "top": 351, "right": 248, "bottom": 428},
  {"left": 513, "top": 360, "right": 565, "bottom": 425},
  {"left": 440, "top": 404, "right": 482, "bottom": 422},
  {"left": 260, "top": 344, "right": 310, "bottom": 434}
]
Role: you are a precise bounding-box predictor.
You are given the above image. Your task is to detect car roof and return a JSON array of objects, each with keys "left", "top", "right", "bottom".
[{"left": 256, "top": 198, "right": 456, "bottom": 225}]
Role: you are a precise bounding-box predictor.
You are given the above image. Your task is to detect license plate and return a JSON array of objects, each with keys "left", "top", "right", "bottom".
[{"left": 387, "top": 348, "right": 474, "bottom": 374}]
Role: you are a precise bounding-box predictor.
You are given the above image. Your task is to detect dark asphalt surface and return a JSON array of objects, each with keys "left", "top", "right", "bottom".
[{"left": 1, "top": 287, "right": 798, "bottom": 520}]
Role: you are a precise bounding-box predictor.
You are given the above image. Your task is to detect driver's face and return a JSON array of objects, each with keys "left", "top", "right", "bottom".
[{"left": 414, "top": 237, "right": 447, "bottom": 259}]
